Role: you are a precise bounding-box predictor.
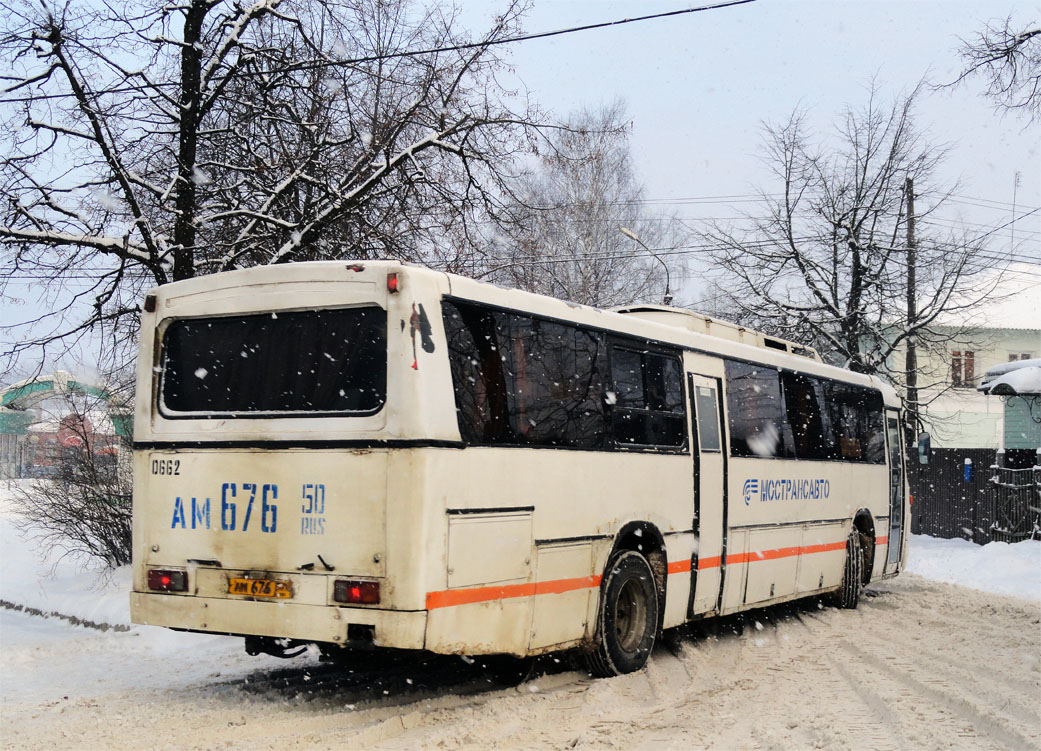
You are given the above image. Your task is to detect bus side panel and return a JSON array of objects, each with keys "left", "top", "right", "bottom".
[
  {"left": 721, "top": 529, "right": 749, "bottom": 613},
  {"left": 662, "top": 533, "right": 697, "bottom": 629},
  {"left": 426, "top": 600, "right": 535, "bottom": 657},
  {"left": 796, "top": 523, "right": 846, "bottom": 592},
  {"left": 724, "top": 458, "right": 887, "bottom": 610},
  {"left": 744, "top": 526, "right": 801, "bottom": 603},
  {"left": 529, "top": 541, "right": 592, "bottom": 650},
  {"left": 871, "top": 538, "right": 889, "bottom": 581}
]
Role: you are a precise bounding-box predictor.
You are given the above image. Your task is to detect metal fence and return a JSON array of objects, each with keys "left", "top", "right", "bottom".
[
  {"left": 910, "top": 448, "right": 1040, "bottom": 544},
  {"left": 989, "top": 464, "right": 1041, "bottom": 542}
]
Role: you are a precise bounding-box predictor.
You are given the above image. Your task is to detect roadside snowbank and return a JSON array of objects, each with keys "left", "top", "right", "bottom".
[
  {"left": 906, "top": 533, "right": 1041, "bottom": 603},
  {"left": 1, "top": 482, "right": 132, "bottom": 627}
]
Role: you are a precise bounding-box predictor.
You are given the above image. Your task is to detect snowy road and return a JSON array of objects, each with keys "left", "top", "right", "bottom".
[{"left": 2, "top": 574, "right": 1039, "bottom": 750}]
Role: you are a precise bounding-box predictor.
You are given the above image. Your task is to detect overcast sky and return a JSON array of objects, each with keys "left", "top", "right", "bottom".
[{"left": 465, "top": 0, "right": 1041, "bottom": 303}]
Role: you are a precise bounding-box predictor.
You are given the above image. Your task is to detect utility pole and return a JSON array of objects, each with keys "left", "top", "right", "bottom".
[
  {"left": 1011, "top": 171, "right": 1021, "bottom": 253},
  {"left": 905, "top": 177, "right": 918, "bottom": 446}
]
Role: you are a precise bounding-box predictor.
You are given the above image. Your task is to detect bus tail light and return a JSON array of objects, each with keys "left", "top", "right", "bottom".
[
  {"left": 147, "top": 568, "right": 188, "bottom": 592},
  {"left": 387, "top": 272, "right": 400, "bottom": 293},
  {"left": 333, "top": 579, "right": 380, "bottom": 605}
]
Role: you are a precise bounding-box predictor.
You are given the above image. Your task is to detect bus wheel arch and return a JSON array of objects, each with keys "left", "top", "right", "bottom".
[
  {"left": 610, "top": 521, "right": 667, "bottom": 628},
  {"left": 852, "top": 510, "right": 876, "bottom": 585}
]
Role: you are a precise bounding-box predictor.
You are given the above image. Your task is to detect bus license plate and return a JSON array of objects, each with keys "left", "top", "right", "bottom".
[{"left": 228, "top": 577, "right": 292, "bottom": 599}]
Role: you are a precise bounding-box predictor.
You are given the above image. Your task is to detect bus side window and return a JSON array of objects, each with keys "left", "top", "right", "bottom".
[
  {"left": 611, "top": 348, "right": 644, "bottom": 407},
  {"left": 824, "top": 382, "right": 885, "bottom": 464},
  {"left": 780, "top": 372, "right": 831, "bottom": 460},
  {"left": 724, "top": 360, "right": 790, "bottom": 458},
  {"left": 509, "top": 317, "right": 606, "bottom": 448},
  {"left": 443, "top": 302, "right": 509, "bottom": 443},
  {"left": 442, "top": 300, "right": 607, "bottom": 449},
  {"left": 695, "top": 386, "right": 721, "bottom": 452},
  {"left": 609, "top": 346, "right": 685, "bottom": 449}
]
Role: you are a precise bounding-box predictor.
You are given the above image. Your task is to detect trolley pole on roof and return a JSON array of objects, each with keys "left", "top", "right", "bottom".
[{"left": 619, "top": 227, "right": 673, "bottom": 306}]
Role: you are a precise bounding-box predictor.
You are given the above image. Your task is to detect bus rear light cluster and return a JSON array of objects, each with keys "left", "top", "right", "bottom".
[
  {"left": 386, "top": 272, "right": 400, "bottom": 293},
  {"left": 147, "top": 568, "right": 188, "bottom": 592},
  {"left": 333, "top": 579, "right": 380, "bottom": 605}
]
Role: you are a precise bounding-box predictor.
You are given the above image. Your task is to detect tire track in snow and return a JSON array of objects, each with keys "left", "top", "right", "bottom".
[
  {"left": 845, "top": 630, "right": 1041, "bottom": 728},
  {"left": 838, "top": 642, "right": 1039, "bottom": 750},
  {"left": 827, "top": 653, "right": 912, "bottom": 750}
]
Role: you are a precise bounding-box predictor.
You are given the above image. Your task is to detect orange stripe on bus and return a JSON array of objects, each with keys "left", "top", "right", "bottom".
[
  {"left": 876, "top": 535, "right": 888, "bottom": 545},
  {"left": 425, "top": 574, "right": 601, "bottom": 610},
  {"left": 534, "top": 575, "right": 601, "bottom": 596},
  {"left": 694, "top": 541, "right": 846, "bottom": 571},
  {"left": 667, "top": 559, "right": 690, "bottom": 575},
  {"left": 698, "top": 556, "right": 723, "bottom": 570},
  {"left": 427, "top": 539, "right": 851, "bottom": 609}
]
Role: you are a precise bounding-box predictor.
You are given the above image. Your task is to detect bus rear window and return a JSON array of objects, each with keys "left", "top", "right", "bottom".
[{"left": 159, "top": 307, "right": 386, "bottom": 416}]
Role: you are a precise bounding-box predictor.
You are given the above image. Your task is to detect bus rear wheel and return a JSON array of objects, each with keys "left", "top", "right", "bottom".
[
  {"left": 584, "top": 550, "right": 659, "bottom": 677},
  {"left": 832, "top": 525, "right": 864, "bottom": 609}
]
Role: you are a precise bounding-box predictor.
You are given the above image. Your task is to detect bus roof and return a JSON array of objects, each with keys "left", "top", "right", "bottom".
[{"left": 146, "top": 260, "right": 899, "bottom": 405}]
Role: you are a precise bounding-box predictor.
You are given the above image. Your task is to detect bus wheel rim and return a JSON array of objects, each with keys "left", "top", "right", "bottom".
[{"left": 614, "top": 578, "right": 647, "bottom": 652}]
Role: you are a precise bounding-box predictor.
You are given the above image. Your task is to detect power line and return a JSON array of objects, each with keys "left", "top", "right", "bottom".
[
  {"left": 502, "top": 210, "right": 1041, "bottom": 243},
  {"left": 524, "top": 193, "right": 1041, "bottom": 219},
  {"left": 950, "top": 193, "right": 1041, "bottom": 212},
  {"left": 970, "top": 207, "right": 1041, "bottom": 243},
  {"left": 325, "top": 1, "right": 758, "bottom": 67},
  {"left": 2, "top": 1, "right": 757, "bottom": 95}
]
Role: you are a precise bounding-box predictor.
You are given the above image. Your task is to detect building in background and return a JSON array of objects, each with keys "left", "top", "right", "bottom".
[
  {"left": 0, "top": 372, "right": 130, "bottom": 479},
  {"left": 911, "top": 265, "right": 1040, "bottom": 451},
  {"left": 906, "top": 266, "right": 1041, "bottom": 543}
]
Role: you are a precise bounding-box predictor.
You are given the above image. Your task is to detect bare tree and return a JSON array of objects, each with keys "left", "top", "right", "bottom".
[
  {"left": 8, "top": 391, "right": 133, "bottom": 567},
  {"left": 0, "top": 0, "right": 540, "bottom": 370},
  {"left": 948, "top": 15, "right": 1041, "bottom": 122},
  {"left": 487, "top": 102, "right": 687, "bottom": 308},
  {"left": 702, "top": 85, "right": 995, "bottom": 428}
]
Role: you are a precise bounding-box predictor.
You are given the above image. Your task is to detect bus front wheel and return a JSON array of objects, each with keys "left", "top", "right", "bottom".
[
  {"left": 832, "top": 525, "right": 864, "bottom": 609},
  {"left": 584, "top": 550, "right": 659, "bottom": 677}
]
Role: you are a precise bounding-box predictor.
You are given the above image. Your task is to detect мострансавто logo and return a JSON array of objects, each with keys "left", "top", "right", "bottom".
[
  {"left": 742, "top": 478, "right": 830, "bottom": 506},
  {"left": 742, "top": 479, "right": 759, "bottom": 506}
]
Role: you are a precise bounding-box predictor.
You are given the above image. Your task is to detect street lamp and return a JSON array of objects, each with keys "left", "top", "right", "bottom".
[{"left": 619, "top": 226, "right": 673, "bottom": 305}]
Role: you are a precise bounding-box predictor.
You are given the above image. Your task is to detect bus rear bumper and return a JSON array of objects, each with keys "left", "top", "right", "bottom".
[{"left": 130, "top": 592, "right": 428, "bottom": 649}]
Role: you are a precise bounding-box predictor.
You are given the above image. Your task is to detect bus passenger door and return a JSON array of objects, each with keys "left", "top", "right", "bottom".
[
  {"left": 884, "top": 410, "right": 905, "bottom": 574},
  {"left": 686, "top": 370, "right": 727, "bottom": 618}
]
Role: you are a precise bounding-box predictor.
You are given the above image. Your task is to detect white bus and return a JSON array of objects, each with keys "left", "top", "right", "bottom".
[{"left": 130, "top": 261, "right": 908, "bottom": 676}]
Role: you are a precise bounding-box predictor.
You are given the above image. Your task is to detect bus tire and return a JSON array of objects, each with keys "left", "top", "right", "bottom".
[
  {"left": 833, "top": 525, "right": 864, "bottom": 609},
  {"left": 584, "top": 550, "right": 659, "bottom": 677}
]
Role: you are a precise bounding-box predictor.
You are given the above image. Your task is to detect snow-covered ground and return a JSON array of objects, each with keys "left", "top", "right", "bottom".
[
  {"left": 0, "top": 483, "right": 299, "bottom": 705},
  {"left": 906, "top": 532, "right": 1041, "bottom": 603},
  {"left": 1, "top": 481, "right": 1039, "bottom": 749}
]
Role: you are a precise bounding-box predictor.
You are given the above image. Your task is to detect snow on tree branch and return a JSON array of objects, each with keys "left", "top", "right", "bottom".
[{"left": 1, "top": 0, "right": 544, "bottom": 373}]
